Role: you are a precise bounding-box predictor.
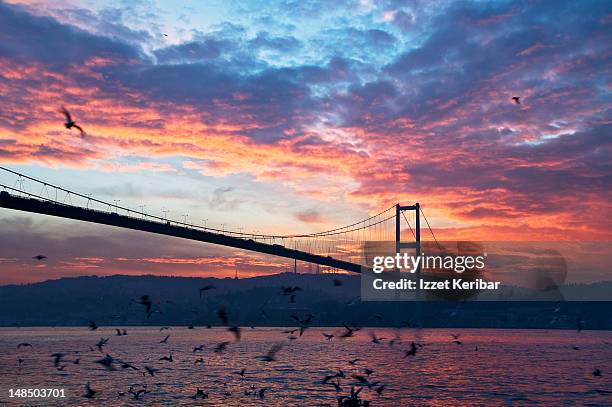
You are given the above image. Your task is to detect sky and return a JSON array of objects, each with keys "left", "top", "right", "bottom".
[{"left": 0, "top": 0, "right": 610, "bottom": 284}]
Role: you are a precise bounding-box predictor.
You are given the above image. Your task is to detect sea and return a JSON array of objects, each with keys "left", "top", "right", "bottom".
[{"left": 0, "top": 327, "right": 611, "bottom": 406}]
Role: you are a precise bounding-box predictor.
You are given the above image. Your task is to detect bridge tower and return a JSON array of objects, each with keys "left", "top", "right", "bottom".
[{"left": 395, "top": 203, "right": 421, "bottom": 273}]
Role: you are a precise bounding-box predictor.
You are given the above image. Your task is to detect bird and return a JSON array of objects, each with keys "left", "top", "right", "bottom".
[
  {"left": 95, "top": 337, "right": 109, "bottom": 352},
  {"left": 577, "top": 316, "right": 584, "bottom": 332},
  {"left": 364, "top": 368, "right": 374, "bottom": 376},
  {"left": 332, "top": 379, "right": 342, "bottom": 392},
  {"left": 194, "top": 358, "right": 204, "bottom": 365},
  {"left": 128, "top": 386, "right": 150, "bottom": 400},
  {"left": 258, "top": 388, "right": 267, "bottom": 399},
  {"left": 389, "top": 335, "right": 402, "bottom": 347},
  {"left": 228, "top": 326, "right": 241, "bottom": 341},
  {"left": 159, "top": 354, "right": 173, "bottom": 362},
  {"left": 214, "top": 341, "right": 230, "bottom": 353},
  {"left": 258, "top": 343, "right": 283, "bottom": 362},
  {"left": 60, "top": 107, "right": 86, "bottom": 136},
  {"left": 340, "top": 325, "right": 355, "bottom": 338},
  {"left": 199, "top": 285, "right": 216, "bottom": 298},
  {"left": 593, "top": 369, "right": 602, "bottom": 377},
  {"left": 375, "top": 384, "right": 386, "bottom": 395},
  {"left": 217, "top": 307, "right": 229, "bottom": 325},
  {"left": 88, "top": 321, "right": 98, "bottom": 331},
  {"left": 348, "top": 358, "right": 360, "bottom": 365},
  {"left": 323, "top": 333, "right": 334, "bottom": 341},
  {"left": 352, "top": 375, "right": 379, "bottom": 388},
  {"left": 82, "top": 382, "right": 96, "bottom": 398},
  {"left": 17, "top": 343, "right": 32, "bottom": 349},
  {"left": 190, "top": 388, "right": 209, "bottom": 399},
  {"left": 119, "top": 361, "right": 138, "bottom": 370},
  {"left": 159, "top": 334, "right": 170, "bottom": 344},
  {"left": 192, "top": 345, "right": 204, "bottom": 353},
  {"left": 32, "top": 255, "right": 47, "bottom": 261},
  {"left": 404, "top": 342, "right": 418, "bottom": 357},
  {"left": 51, "top": 352, "right": 65, "bottom": 368},
  {"left": 143, "top": 366, "right": 158, "bottom": 376},
  {"left": 137, "top": 295, "right": 154, "bottom": 318},
  {"left": 95, "top": 354, "right": 116, "bottom": 371},
  {"left": 323, "top": 370, "right": 345, "bottom": 384},
  {"left": 511, "top": 96, "right": 520, "bottom": 104},
  {"left": 369, "top": 331, "right": 385, "bottom": 344},
  {"left": 234, "top": 368, "right": 246, "bottom": 377}
]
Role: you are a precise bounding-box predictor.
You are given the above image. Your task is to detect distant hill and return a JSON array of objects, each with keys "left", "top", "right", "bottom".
[{"left": 0, "top": 273, "right": 611, "bottom": 329}]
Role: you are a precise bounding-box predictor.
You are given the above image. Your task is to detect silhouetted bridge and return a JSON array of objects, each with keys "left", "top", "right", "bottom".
[{"left": 0, "top": 167, "right": 430, "bottom": 273}]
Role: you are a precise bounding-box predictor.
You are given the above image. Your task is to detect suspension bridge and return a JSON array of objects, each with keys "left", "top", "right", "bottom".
[{"left": 0, "top": 166, "right": 437, "bottom": 274}]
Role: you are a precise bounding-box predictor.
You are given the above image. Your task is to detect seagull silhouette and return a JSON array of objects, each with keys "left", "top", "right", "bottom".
[
  {"left": 512, "top": 96, "right": 521, "bottom": 104},
  {"left": 96, "top": 337, "right": 109, "bottom": 352},
  {"left": 199, "top": 285, "right": 216, "bottom": 298},
  {"left": 159, "top": 334, "right": 170, "bottom": 344},
  {"left": 137, "top": 295, "right": 154, "bottom": 318},
  {"left": 95, "top": 354, "right": 116, "bottom": 371},
  {"left": 32, "top": 255, "right": 47, "bottom": 261},
  {"left": 404, "top": 342, "right": 418, "bottom": 357},
  {"left": 83, "top": 382, "right": 96, "bottom": 398},
  {"left": 51, "top": 352, "right": 65, "bottom": 368},
  {"left": 60, "top": 107, "right": 86, "bottom": 136},
  {"left": 228, "top": 326, "right": 241, "bottom": 341},
  {"left": 190, "top": 388, "right": 209, "bottom": 399},
  {"left": 214, "top": 341, "right": 230, "bottom": 353},
  {"left": 143, "top": 366, "right": 158, "bottom": 376},
  {"left": 258, "top": 343, "right": 283, "bottom": 362},
  {"left": 159, "top": 354, "right": 173, "bottom": 362},
  {"left": 217, "top": 307, "right": 229, "bottom": 325}
]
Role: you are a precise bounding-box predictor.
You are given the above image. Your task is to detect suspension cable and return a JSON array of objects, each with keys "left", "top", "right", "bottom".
[{"left": 401, "top": 211, "right": 415, "bottom": 239}]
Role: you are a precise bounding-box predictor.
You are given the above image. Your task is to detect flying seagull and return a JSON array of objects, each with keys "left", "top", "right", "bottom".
[
  {"left": 511, "top": 96, "right": 521, "bottom": 105},
  {"left": 83, "top": 382, "right": 96, "bottom": 398},
  {"left": 32, "top": 255, "right": 47, "bottom": 261},
  {"left": 199, "top": 285, "right": 216, "bottom": 298},
  {"left": 60, "top": 107, "right": 86, "bottom": 136}
]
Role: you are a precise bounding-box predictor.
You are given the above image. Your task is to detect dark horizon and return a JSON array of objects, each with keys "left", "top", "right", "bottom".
[{"left": 2, "top": 272, "right": 610, "bottom": 330}]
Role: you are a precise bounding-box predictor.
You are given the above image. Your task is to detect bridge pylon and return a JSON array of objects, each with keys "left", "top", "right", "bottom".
[{"left": 395, "top": 203, "right": 420, "bottom": 273}]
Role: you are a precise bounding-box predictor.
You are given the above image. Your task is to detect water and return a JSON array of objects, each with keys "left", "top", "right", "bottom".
[{"left": 0, "top": 327, "right": 610, "bottom": 406}]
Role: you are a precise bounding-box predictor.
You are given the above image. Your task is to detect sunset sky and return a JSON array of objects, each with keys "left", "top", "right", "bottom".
[{"left": 0, "top": 0, "right": 610, "bottom": 284}]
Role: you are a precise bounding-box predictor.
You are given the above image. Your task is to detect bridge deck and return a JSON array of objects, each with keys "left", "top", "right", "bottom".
[{"left": 0, "top": 191, "right": 364, "bottom": 273}]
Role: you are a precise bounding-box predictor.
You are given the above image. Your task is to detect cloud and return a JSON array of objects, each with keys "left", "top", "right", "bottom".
[
  {"left": 294, "top": 209, "right": 326, "bottom": 224},
  {"left": 0, "top": 0, "right": 610, "bottom": 266}
]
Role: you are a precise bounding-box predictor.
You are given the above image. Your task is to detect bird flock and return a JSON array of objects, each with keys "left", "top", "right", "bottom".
[
  {"left": 11, "top": 278, "right": 605, "bottom": 406},
  {"left": 11, "top": 102, "right": 605, "bottom": 405}
]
